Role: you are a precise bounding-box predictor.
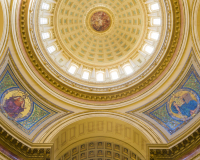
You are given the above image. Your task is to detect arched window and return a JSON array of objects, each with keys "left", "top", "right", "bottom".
[
  {"left": 40, "top": 18, "right": 48, "bottom": 24},
  {"left": 42, "top": 32, "right": 50, "bottom": 39},
  {"left": 144, "top": 45, "right": 154, "bottom": 54},
  {"left": 149, "top": 31, "right": 159, "bottom": 40},
  {"left": 110, "top": 70, "right": 119, "bottom": 80},
  {"left": 152, "top": 18, "right": 161, "bottom": 25},
  {"left": 123, "top": 65, "right": 133, "bottom": 75},
  {"left": 47, "top": 45, "right": 56, "bottom": 53},
  {"left": 42, "top": 3, "right": 50, "bottom": 10},
  {"left": 150, "top": 3, "right": 159, "bottom": 11},
  {"left": 82, "top": 71, "right": 90, "bottom": 80},
  {"left": 96, "top": 72, "right": 104, "bottom": 81},
  {"left": 68, "top": 65, "right": 77, "bottom": 74}
]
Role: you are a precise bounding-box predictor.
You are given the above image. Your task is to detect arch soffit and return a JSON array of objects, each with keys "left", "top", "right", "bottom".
[{"left": 36, "top": 112, "right": 167, "bottom": 144}]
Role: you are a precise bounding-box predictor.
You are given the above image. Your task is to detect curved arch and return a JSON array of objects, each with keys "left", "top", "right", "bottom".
[
  {"left": 55, "top": 137, "right": 146, "bottom": 160},
  {"left": 0, "top": 0, "right": 9, "bottom": 58},
  {"left": 35, "top": 112, "right": 167, "bottom": 144},
  {"left": 192, "top": 0, "right": 200, "bottom": 60}
]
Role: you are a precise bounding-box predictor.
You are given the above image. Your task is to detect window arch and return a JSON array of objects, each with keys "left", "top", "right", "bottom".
[
  {"left": 150, "top": 3, "right": 159, "bottom": 11},
  {"left": 110, "top": 70, "right": 119, "bottom": 80},
  {"left": 152, "top": 18, "right": 161, "bottom": 26},
  {"left": 42, "top": 3, "right": 50, "bottom": 10},
  {"left": 42, "top": 32, "right": 50, "bottom": 39},
  {"left": 149, "top": 31, "right": 159, "bottom": 40},
  {"left": 96, "top": 72, "right": 104, "bottom": 81},
  {"left": 68, "top": 65, "right": 78, "bottom": 74},
  {"left": 82, "top": 70, "right": 90, "bottom": 80},
  {"left": 143, "top": 44, "right": 154, "bottom": 54},
  {"left": 40, "top": 18, "right": 48, "bottom": 24},
  {"left": 123, "top": 65, "right": 133, "bottom": 75},
  {"left": 47, "top": 45, "right": 56, "bottom": 53}
]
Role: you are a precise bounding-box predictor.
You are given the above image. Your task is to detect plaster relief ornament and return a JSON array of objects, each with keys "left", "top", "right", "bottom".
[
  {"left": 90, "top": 11, "right": 111, "bottom": 32},
  {"left": 167, "top": 89, "right": 200, "bottom": 121},
  {"left": 1, "top": 89, "right": 33, "bottom": 121}
]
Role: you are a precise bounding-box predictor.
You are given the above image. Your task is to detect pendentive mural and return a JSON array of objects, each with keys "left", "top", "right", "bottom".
[
  {"left": 167, "top": 89, "right": 199, "bottom": 121},
  {"left": 0, "top": 64, "right": 58, "bottom": 135},
  {"left": 128, "top": 65, "right": 200, "bottom": 135}
]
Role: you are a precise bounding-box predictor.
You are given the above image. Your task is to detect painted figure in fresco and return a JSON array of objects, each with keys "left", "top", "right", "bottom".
[
  {"left": 3, "top": 92, "right": 27, "bottom": 119},
  {"left": 171, "top": 93, "right": 198, "bottom": 118},
  {"left": 91, "top": 11, "right": 110, "bottom": 31}
]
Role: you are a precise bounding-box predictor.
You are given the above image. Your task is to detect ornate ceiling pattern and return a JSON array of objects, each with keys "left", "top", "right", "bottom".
[
  {"left": 58, "top": 141, "right": 141, "bottom": 160},
  {"left": 0, "top": 0, "right": 200, "bottom": 159},
  {"left": 19, "top": 0, "right": 181, "bottom": 106}
]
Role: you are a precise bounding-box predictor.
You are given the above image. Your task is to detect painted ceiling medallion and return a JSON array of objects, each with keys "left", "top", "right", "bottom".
[
  {"left": 90, "top": 11, "right": 111, "bottom": 32},
  {"left": 84, "top": 6, "right": 115, "bottom": 37}
]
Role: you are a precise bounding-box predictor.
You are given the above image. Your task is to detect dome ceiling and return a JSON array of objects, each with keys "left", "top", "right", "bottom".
[
  {"left": 35, "top": 0, "right": 165, "bottom": 84},
  {"left": 18, "top": 0, "right": 180, "bottom": 106},
  {"left": 2, "top": 0, "right": 200, "bottom": 159},
  {"left": 55, "top": 0, "right": 145, "bottom": 65}
]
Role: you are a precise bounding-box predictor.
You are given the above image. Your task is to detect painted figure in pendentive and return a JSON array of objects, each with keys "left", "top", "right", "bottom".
[
  {"left": 171, "top": 93, "right": 198, "bottom": 118},
  {"left": 3, "top": 92, "right": 27, "bottom": 119}
]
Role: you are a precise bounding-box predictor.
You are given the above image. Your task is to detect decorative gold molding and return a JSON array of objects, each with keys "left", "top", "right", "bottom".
[
  {"left": 191, "top": 0, "right": 200, "bottom": 61},
  {"left": 0, "top": 127, "right": 52, "bottom": 160},
  {"left": 0, "top": 151, "right": 12, "bottom": 160},
  {"left": 148, "top": 127, "right": 200, "bottom": 160}
]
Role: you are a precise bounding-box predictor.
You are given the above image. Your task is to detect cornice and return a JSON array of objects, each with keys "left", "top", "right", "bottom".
[
  {"left": 0, "top": 126, "right": 52, "bottom": 160},
  {"left": 18, "top": 0, "right": 181, "bottom": 104},
  {"left": 148, "top": 127, "right": 200, "bottom": 160}
]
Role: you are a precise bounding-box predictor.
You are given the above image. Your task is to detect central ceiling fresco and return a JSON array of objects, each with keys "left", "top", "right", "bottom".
[{"left": 90, "top": 11, "right": 111, "bottom": 32}]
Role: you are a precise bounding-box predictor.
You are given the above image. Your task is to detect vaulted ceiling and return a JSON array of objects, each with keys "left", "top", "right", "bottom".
[{"left": 0, "top": 0, "right": 200, "bottom": 159}]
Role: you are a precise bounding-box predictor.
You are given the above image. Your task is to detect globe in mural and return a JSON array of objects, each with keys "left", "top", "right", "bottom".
[
  {"left": 1, "top": 89, "right": 33, "bottom": 121},
  {"left": 90, "top": 11, "right": 111, "bottom": 32},
  {"left": 167, "top": 89, "right": 200, "bottom": 121}
]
